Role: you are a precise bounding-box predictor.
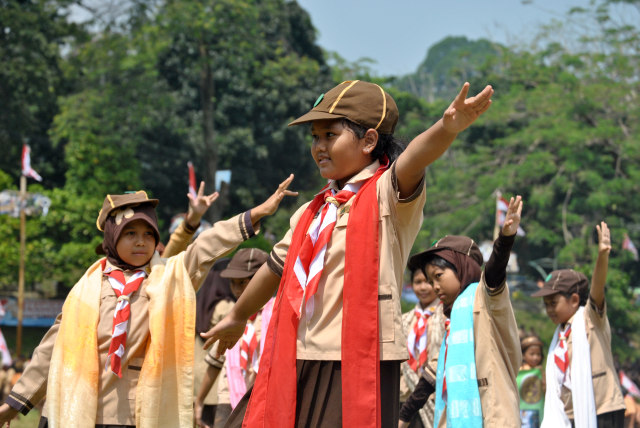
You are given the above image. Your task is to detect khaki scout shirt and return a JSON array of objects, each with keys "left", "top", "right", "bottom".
[
  {"left": 267, "top": 161, "right": 426, "bottom": 360},
  {"left": 194, "top": 299, "right": 234, "bottom": 406},
  {"left": 7, "top": 212, "right": 256, "bottom": 424},
  {"left": 205, "top": 305, "right": 264, "bottom": 404},
  {"left": 434, "top": 273, "right": 522, "bottom": 428},
  {"left": 560, "top": 298, "right": 626, "bottom": 419},
  {"left": 400, "top": 300, "right": 442, "bottom": 402}
]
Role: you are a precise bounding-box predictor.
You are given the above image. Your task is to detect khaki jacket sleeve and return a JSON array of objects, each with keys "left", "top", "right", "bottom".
[
  {"left": 183, "top": 211, "right": 257, "bottom": 291},
  {"left": 6, "top": 313, "right": 62, "bottom": 415},
  {"left": 162, "top": 221, "right": 197, "bottom": 258},
  {"left": 266, "top": 203, "right": 309, "bottom": 277}
]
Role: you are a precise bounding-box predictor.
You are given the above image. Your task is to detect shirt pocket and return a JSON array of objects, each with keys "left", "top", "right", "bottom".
[
  {"left": 127, "top": 356, "right": 144, "bottom": 400},
  {"left": 378, "top": 289, "right": 395, "bottom": 343}
]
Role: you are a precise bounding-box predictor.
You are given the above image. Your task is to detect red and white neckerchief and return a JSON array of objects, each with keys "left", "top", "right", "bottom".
[
  {"left": 407, "top": 305, "right": 435, "bottom": 371},
  {"left": 554, "top": 323, "right": 572, "bottom": 388},
  {"left": 240, "top": 313, "right": 259, "bottom": 374},
  {"left": 290, "top": 182, "right": 360, "bottom": 320},
  {"left": 104, "top": 269, "right": 146, "bottom": 377},
  {"left": 442, "top": 319, "right": 451, "bottom": 402}
]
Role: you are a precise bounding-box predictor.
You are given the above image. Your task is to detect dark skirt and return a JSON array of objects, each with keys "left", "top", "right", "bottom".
[
  {"left": 569, "top": 409, "right": 625, "bottom": 428},
  {"left": 225, "top": 359, "right": 400, "bottom": 428}
]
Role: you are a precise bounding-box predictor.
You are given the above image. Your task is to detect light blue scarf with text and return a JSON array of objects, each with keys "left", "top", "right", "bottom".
[{"left": 434, "top": 281, "right": 482, "bottom": 428}]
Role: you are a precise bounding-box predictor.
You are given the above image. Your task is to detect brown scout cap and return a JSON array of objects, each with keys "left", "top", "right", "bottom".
[
  {"left": 96, "top": 191, "right": 159, "bottom": 232},
  {"left": 408, "top": 235, "right": 484, "bottom": 272},
  {"left": 220, "top": 248, "right": 268, "bottom": 279},
  {"left": 531, "top": 269, "right": 588, "bottom": 298},
  {"left": 288, "top": 80, "right": 399, "bottom": 134}
]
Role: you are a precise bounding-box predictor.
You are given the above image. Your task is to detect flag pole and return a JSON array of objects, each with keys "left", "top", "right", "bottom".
[
  {"left": 17, "top": 175, "right": 26, "bottom": 357},
  {"left": 493, "top": 191, "right": 501, "bottom": 241}
]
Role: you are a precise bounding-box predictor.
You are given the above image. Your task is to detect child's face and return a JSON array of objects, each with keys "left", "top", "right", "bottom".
[
  {"left": 412, "top": 270, "right": 437, "bottom": 308},
  {"left": 543, "top": 293, "right": 579, "bottom": 325},
  {"left": 310, "top": 119, "right": 374, "bottom": 187},
  {"left": 115, "top": 219, "right": 156, "bottom": 267},
  {"left": 425, "top": 264, "right": 461, "bottom": 308},
  {"left": 523, "top": 345, "right": 542, "bottom": 367},
  {"left": 230, "top": 277, "right": 251, "bottom": 299}
]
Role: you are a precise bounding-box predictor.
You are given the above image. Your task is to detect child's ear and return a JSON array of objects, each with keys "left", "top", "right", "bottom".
[
  {"left": 569, "top": 292, "right": 581, "bottom": 308},
  {"left": 362, "top": 128, "right": 379, "bottom": 154}
]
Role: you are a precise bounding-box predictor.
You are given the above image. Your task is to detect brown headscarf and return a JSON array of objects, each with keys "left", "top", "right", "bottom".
[
  {"left": 424, "top": 248, "right": 482, "bottom": 316},
  {"left": 100, "top": 203, "right": 160, "bottom": 270}
]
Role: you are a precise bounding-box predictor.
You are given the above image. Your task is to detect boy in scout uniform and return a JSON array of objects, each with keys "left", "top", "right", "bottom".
[
  {"left": 532, "top": 221, "right": 626, "bottom": 427},
  {"left": 0, "top": 176, "right": 295, "bottom": 428}
]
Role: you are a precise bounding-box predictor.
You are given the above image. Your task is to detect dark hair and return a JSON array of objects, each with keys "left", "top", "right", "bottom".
[
  {"left": 559, "top": 288, "right": 588, "bottom": 306},
  {"left": 342, "top": 119, "right": 405, "bottom": 163},
  {"left": 422, "top": 255, "right": 457, "bottom": 276}
]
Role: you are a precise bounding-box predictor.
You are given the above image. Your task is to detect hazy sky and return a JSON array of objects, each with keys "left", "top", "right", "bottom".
[{"left": 296, "top": 0, "right": 593, "bottom": 76}]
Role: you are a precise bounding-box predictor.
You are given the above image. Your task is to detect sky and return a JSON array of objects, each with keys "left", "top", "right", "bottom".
[{"left": 296, "top": 0, "right": 592, "bottom": 76}]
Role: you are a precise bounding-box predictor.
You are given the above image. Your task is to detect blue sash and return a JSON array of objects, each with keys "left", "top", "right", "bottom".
[{"left": 434, "top": 281, "right": 482, "bottom": 427}]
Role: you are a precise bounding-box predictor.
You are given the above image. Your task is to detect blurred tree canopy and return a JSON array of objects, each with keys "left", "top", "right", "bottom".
[{"left": 1, "top": 0, "right": 639, "bottom": 361}]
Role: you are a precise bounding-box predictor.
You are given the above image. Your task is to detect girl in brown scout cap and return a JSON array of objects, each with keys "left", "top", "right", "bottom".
[
  {"left": 201, "top": 79, "right": 494, "bottom": 428},
  {"left": 399, "top": 196, "right": 523, "bottom": 428},
  {"left": 0, "top": 177, "right": 295, "bottom": 428},
  {"left": 531, "top": 221, "right": 626, "bottom": 428}
]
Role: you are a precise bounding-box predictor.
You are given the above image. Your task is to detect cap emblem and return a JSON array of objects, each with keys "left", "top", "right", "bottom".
[
  {"left": 112, "top": 207, "right": 135, "bottom": 225},
  {"left": 314, "top": 94, "right": 324, "bottom": 107}
]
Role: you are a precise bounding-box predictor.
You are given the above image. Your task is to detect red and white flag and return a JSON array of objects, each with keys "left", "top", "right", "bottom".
[
  {"left": 497, "top": 194, "right": 525, "bottom": 236},
  {"left": 21, "top": 145, "right": 42, "bottom": 182},
  {"left": 620, "top": 370, "right": 640, "bottom": 399},
  {"left": 623, "top": 233, "right": 639, "bottom": 261},
  {"left": 0, "top": 328, "right": 12, "bottom": 367},
  {"left": 187, "top": 162, "right": 197, "bottom": 199}
]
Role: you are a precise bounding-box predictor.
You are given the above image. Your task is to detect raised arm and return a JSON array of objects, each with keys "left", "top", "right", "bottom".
[
  {"left": 394, "top": 83, "right": 493, "bottom": 197},
  {"left": 591, "top": 221, "right": 610, "bottom": 309},
  {"left": 485, "top": 196, "right": 522, "bottom": 288},
  {"left": 163, "top": 181, "right": 219, "bottom": 258}
]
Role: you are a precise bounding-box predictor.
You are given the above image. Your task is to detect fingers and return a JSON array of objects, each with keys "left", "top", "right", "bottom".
[
  {"left": 278, "top": 174, "right": 295, "bottom": 192},
  {"left": 197, "top": 181, "right": 206, "bottom": 197},
  {"left": 453, "top": 82, "right": 470, "bottom": 105},
  {"left": 206, "top": 192, "right": 220, "bottom": 205}
]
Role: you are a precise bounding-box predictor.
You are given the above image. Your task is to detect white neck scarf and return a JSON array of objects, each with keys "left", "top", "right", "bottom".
[{"left": 541, "top": 306, "right": 596, "bottom": 428}]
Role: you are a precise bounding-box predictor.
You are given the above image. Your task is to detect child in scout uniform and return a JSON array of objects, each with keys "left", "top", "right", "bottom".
[
  {"left": 0, "top": 176, "right": 295, "bottom": 428},
  {"left": 532, "top": 221, "right": 626, "bottom": 428},
  {"left": 399, "top": 262, "right": 443, "bottom": 428},
  {"left": 194, "top": 248, "right": 271, "bottom": 428},
  {"left": 399, "top": 196, "right": 524, "bottom": 428},
  {"left": 201, "top": 79, "right": 494, "bottom": 428},
  {"left": 518, "top": 335, "right": 546, "bottom": 428}
]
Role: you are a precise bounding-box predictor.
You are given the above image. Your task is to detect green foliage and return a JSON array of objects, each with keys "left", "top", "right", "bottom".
[{"left": 0, "top": 0, "right": 86, "bottom": 187}]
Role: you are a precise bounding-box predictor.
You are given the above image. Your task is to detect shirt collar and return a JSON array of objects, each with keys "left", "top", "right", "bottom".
[{"left": 327, "top": 160, "right": 381, "bottom": 192}]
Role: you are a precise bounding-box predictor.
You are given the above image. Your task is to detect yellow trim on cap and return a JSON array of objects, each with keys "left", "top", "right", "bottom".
[
  {"left": 329, "top": 80, "right": 359, "bottom": 113},
  {"left": 107, "top": 195, "right": 115, "bottom": 208},
  {"left": 96, "top": 209, "right": 104, "bottom": 231},
  {"left": 374, "top": 84, "right": 387, "bottom": 130}
]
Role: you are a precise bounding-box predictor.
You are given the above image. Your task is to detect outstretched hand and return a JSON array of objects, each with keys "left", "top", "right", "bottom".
[
  {"left": 201, "top": 312, "right": 247, "bottom": 357},
  {"left": 250, "top": 174, "right": 298, "bottom": 223},
  {"left": 502, "top": 195, "right": 523, "bottom": 237},
  {"left": 186, "top": 181, "right": 219, "bottom": 225},
  {"left": 596, "top": 221, "right": 611, "bottom": 254},
  {"left": 442, "top": 83, "right": 494, "bottom": 134}
]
